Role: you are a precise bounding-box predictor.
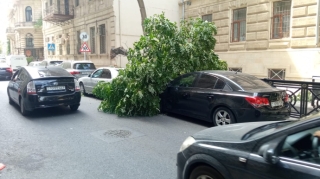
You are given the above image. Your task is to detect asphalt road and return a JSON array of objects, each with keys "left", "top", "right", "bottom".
[{"left": 0, "top": 81, "right": 209, "bottom": 179}]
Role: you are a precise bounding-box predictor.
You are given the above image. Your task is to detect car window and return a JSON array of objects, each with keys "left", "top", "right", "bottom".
[
  {"left": 73, "top": 63, "right": 96, "bottom": 70},
  {"left": 227, "top": 74, "right": 271, "bottom": 90},
  {"left": 280, "top": 127, "right": 320, "bottom": 165},
  {"left": 49, "top": 61, "right": 62, "bottom": 66},
  {"left": 214, "top": 79, "right": 225, "bottom": 89},
  {"left": 92, "top": 70, "right": 103, "bottom": 78},
  {"left": 195, "top": 74, "right": 218, "bottom": 89},
  {"left": 12, "top": 70, "right": 20, "bottom": 81},
  {"left": 18, "top": 70, "right": 28, "bottom": 81},
  {"left": 101, "top": 69, "right": 111, "bottom": 79},
  {"left": 171, "top": 73, "right": 197, "bottom": 87}
]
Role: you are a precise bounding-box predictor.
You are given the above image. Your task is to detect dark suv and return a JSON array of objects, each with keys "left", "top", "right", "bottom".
[
  {"left": 177, "top": 113, "right": 320, "bottom": 179},
  {"left": 59, "top": 61, "right": 96, "bottom": 79}
]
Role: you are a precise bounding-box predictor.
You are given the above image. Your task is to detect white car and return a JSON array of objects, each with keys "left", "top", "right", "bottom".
[{"left": 78, "top": 67, "right": 123, "bottom": 95}]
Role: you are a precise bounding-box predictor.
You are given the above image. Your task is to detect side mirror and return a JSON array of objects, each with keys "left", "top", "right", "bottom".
[
  {"left": 263, "top": 148, "right": 279, "bottom": 164},
  {"left": 88, "top": 74, "right": 91, "bottom": 77}
]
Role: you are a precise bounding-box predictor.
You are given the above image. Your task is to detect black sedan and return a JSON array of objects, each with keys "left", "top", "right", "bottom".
[
  {"left": 161, "top": 71, "right": 290, "bottom": 126},
  {"left": 177, "top": 113, "right": 320, "bottom": 179},
  {"left": 7, "top": 66, "right": 81, "bottom": 115},
  {"left": 0, "top": 63, "right": 13, "bottom": 80}
]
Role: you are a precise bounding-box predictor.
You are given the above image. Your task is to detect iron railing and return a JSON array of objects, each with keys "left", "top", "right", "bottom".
[{"left": 262, "top": 79, "right": 320, "bottom": 118}]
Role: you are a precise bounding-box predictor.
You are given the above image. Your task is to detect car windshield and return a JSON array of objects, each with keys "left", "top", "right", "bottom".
[
  {"left": 242, "top": 113, "right": 320, "bottom": 140},
  {"left": 227, "top": 74, "right": 271, "bottom": 90},
  {"left": 74, "top": 63, "right": 96, "bottom": 70}
]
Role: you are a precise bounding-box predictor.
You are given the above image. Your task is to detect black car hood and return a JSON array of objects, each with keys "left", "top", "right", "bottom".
[{"left": 192, "top": 121, "right": 282, "bottom": 142}]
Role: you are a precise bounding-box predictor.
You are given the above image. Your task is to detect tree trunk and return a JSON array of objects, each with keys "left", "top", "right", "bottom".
[{"left": 137, "top": 0, "right": 147, "bottom": 35}]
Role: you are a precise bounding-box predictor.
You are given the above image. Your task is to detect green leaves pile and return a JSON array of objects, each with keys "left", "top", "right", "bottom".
[{"left": 93, "top": 13, "right": 227, "bottom": 116}]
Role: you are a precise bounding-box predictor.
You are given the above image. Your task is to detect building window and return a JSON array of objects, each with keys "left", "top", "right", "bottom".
[
  {"left": 67, "top": 43, "right": 70, "bottom": 55},
  {"left": 90, "top": 27, "right": 96, "bottom": 54},
  {"left": 77, "top": 31, "right": 81, "bottom": 54},
  {"left": 202, "top": 14, "right": 212, "bottom": 22},
  {"left": 99, "top": 24, "right": 106, "bottom": 54},
  {"left": 26, "top": 33, "right": 34, "bottom": 47},
  {"left": 50, "top": 0, "right": 53, "bottom": 6},
  {"left": 268, "top": 69, "right": 286, "bottom": 80},
  {"left": 25, "top": 6, "right": 33, "bottom": 22},
  {"left": 232, "top": 8, "right": 246, "bottom": 42},
  {"left": 229, "top": 67, "right": 242, "bottom": 73},
  {"left": 75, "top": 0, "right": 79, "bottom": 6},
  {"left": 271, "top": 1, "right": 291, "bottom": 39}
]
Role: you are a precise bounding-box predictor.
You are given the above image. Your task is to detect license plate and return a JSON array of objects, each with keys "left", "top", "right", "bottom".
[
  {"left": 271, "top": 100, "right": 283, "bottom": 107},
  {"left": 82, "top": 72, "right": 91, "bottom": 75},
  {"left": 47, "top": 86, "right": 66, "bottom": 91}
]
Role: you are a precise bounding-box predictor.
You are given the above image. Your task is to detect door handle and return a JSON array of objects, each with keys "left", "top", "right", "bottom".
[{"left": 207, "top": 95, "right": 214, "bottom": 99}]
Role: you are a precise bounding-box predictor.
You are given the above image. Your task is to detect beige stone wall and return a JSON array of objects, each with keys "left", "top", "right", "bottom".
[{"left": 185, "top": 0, "right": 320, "bottom": 81}]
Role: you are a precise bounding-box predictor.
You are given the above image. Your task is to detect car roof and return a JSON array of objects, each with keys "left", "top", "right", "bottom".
[
  {"left": 63, "top": 60, "right": 94, "bottom": 63},
  {"left": 200, "top": 70, "right": 252, "bottom": 77}
]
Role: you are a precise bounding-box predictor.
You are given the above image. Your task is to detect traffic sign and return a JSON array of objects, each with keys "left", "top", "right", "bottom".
[
  {"left": 80, "top": 32, "right": 89, "bottom": 42},
  {"left": 80, "top": 42, "right": 91, "bottom": 52},
  {"left": 47, "top": 43, "right": 55, "bottom": 51}
]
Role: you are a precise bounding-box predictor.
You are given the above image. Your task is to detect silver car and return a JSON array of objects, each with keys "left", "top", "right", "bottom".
[
  {"left": 78, "top": 67, "right": 122, "bottom": 95},
  {"left": 59, "top": 61, "right": 96, "bottom": 79}
]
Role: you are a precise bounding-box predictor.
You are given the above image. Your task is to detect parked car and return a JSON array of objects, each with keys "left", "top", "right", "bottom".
[
  {"left": 6, "top": 55, "right": 28, "bottom": 71},
  {"left": 0, "top": 63, "right": 13, "bottom": 80},
  {"left": 28, "top": 61, "right": 41, "bottom": 66},
  {"left": 58, "top": 61, "right": 96, "bottom": 79},
  {"left": 7, "top": 66, "right": 81, "bottom": 116},
  {"left": 177, "top": 113, "right": 320, "bottom": 179},
  {"left": 161, "top": 71, "right": 290, "bottom": 126},
  {"left": 39, "top": 60, "right": 63, "bottom": 67},
  {"left": 78, "top": 67, "right": 122, "bottom": 95}
]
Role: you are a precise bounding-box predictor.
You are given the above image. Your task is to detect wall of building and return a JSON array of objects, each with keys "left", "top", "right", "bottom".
[
  {"left": 42, "top": 0, "right": 180, "bottom": 68},
  {"left": 184, "top": 0, "right": 320, "bottom": 81}
]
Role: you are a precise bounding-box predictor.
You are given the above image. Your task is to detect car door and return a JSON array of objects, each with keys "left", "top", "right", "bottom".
[
  {"left": 88, "top": 69, "right": 103, "bottom": 93},
  {"left": 163, "top": 73, "right": 198, "bottom": 115},
  {"left": 243, "top": 125, "right": 320, "bottom": 179},
  {"left": 8, "top": 69, "right": 20, "bottom": 102}
]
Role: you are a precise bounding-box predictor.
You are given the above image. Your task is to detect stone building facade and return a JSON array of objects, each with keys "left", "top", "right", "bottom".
[
  {"left": 6, "top": 0, "right": 44, "bottom": 60},
  {"left": 183, "top": 0, "right": 320, "bottom": 81},
  {"left": 41, "top": 0, "right": 180, "bottom": 68}
]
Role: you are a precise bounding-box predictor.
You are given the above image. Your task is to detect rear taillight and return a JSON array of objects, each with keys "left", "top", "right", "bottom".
[
  {"left": 5, "top": 68, "right": 12, "bottom": 73},
  {"left": 70, "top": 71, "right": 80, "bottom": 75},
  {"left": 245, "top": 96, "right": 270, "bottom": 108},
  {"left": 27, "top": 81, "right": 36, "bottom": 94},
  {"left": 74, "top": 79, "right": 80, "bottom": 92}
]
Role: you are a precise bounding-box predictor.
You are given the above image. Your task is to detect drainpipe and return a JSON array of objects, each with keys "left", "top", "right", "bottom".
[
  {"left": 181, "top": 0, "right": 185, "bottom": 20},
  {"left": 316, "top": 0, "right": 320, "bottom": 45}
]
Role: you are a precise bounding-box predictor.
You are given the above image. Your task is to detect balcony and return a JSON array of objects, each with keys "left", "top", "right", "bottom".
[
  {"left": 43, "top": 4, "right": 74, "bottom": 23},
  {"left": 14, "top": 22, "right": 37, "bottom": 28},
  {"left": 6, "top": 28, "right": 15, "bottom": 34}
]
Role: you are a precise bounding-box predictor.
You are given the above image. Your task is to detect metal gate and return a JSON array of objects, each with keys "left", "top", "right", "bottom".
[{"left": 262, "top": 78, "right": 320, "bottom": 118}]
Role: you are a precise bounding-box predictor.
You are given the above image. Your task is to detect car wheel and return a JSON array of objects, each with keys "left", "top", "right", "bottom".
[
  {"left": 20, "top": 98, "right": 30, "bottom": 116},
  {"left": 80, "top": 83, "right": 87, "bottom": 96},
  {"left": 189, "top": 166, "right": 223, "bottom": 179},
  {"left": 213, "top": 107, "right": 235, "bottom": 126},
  {"left": 70, "top": 104, "right": 79, "bottom": 111}
]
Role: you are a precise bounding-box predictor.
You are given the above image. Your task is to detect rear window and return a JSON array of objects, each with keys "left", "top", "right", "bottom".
[
  {"left": 49, "top": 61, "right": 63, "bottom": 66},
  {"left": 228, "top": 74, "right": 271, "bottom": 90},
  {"left": 29, "top": 67, "right": 73, "bottom": 78},
  {"left": 73, "top": 63, "right": 96, "bottom": 70}
]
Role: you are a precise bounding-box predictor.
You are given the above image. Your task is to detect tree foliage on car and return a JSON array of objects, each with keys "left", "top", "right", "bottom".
[{"left": 93, "top": 13, "right": 227, "bottom": 116}]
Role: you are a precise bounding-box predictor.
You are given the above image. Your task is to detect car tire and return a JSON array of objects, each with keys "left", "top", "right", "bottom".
[
  {"left": 20, "top": 98, "right": 30, "bottom": 116},
  {"left": 80, "top": 83, "right": 87, "bottom": 96},
  {"left": 189, "top": 165, "right": 224, "bottom": 179},
  {"left": 212, "top": 107, "right": 235, "bottom": 126},
  {"left": 70, "top": 104, "right": 79, "bottom": 111}
]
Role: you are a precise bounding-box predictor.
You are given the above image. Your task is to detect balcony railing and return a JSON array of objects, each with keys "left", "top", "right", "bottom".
[
  {"left": 6, "top": 28, "right": 15, "bottom": 34},
  {"left": 14, "top": 22, "right": 36, "bottom": 28},
  {"left": 43, "top": 4, "right": 74, "bottom": 22}
]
